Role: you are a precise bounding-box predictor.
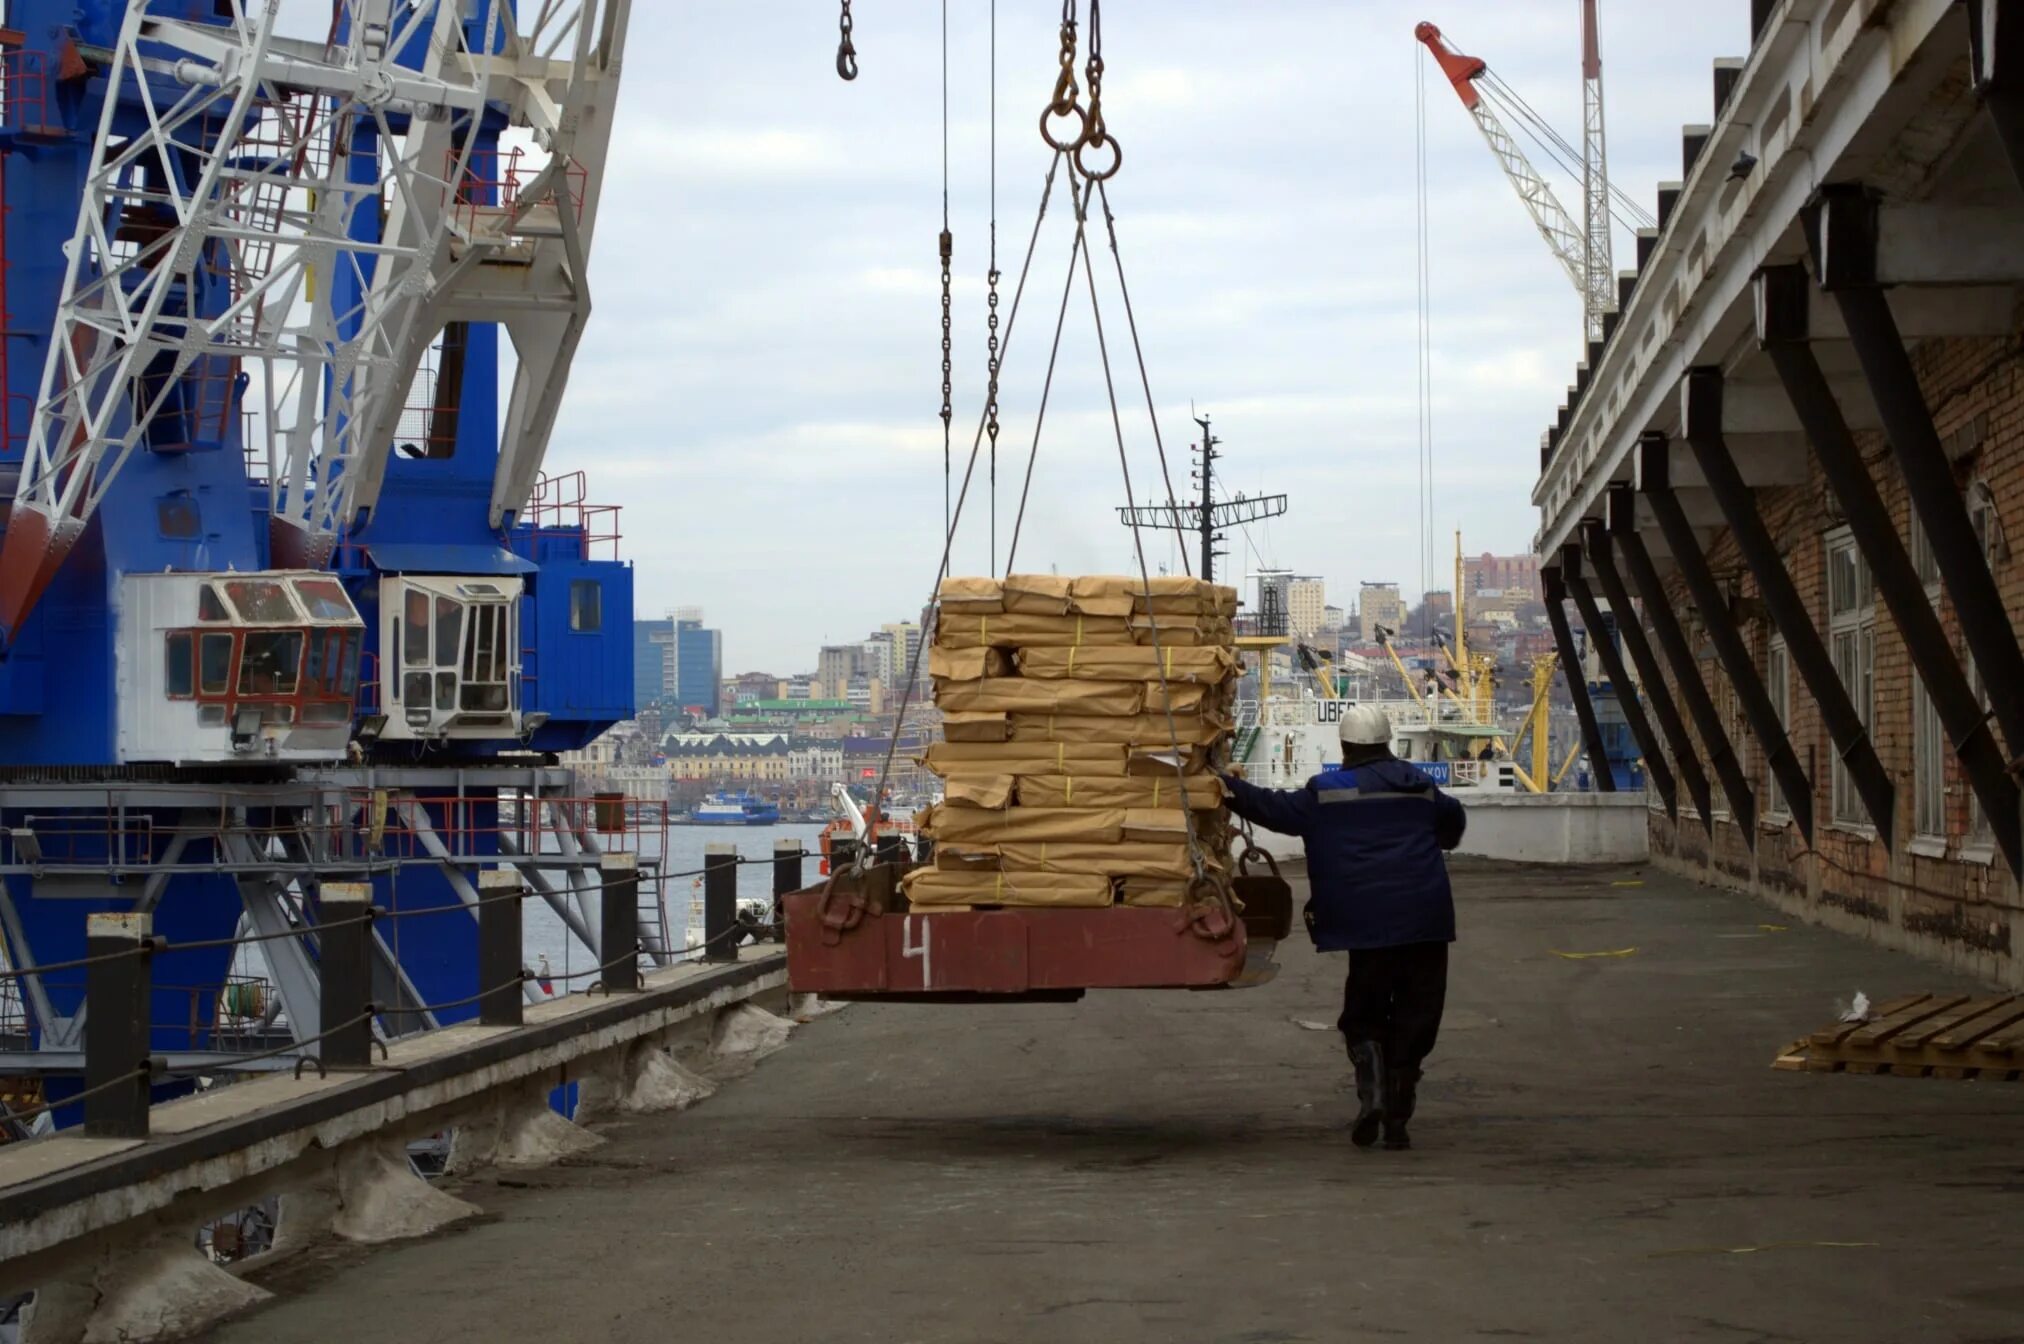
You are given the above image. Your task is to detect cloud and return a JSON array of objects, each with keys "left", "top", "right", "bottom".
[{"left": 532, "top": 0, "right": 1747, "bottom": 669}]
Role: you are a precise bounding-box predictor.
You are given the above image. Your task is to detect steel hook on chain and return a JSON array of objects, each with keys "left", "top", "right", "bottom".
[{"left": 836, "top": 0, "right": 858, "bottom": 81}]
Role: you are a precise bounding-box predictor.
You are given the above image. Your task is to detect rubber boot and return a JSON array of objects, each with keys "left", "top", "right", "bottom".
[
  {"left": 1346, "top": 1040, "right": 1388, "bottom": 1148},
  {"left": 1382, "top": 1066, "right": 1420, "bottom": 1150}
]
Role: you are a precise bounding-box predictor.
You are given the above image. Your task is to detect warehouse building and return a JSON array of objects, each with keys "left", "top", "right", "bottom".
[{"left": 1533, "top": 0, "right": 2024, "bottom": 985}]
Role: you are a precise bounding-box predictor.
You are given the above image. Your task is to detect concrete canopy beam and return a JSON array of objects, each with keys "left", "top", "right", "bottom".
[
  {"left": 1817, "top": 194, "right": 2024, "bottom": 288},
  {"left": 1561, "top": 545, "right": 1679, "bottom": 816},
  {"left": 1759, "top": 280, "right": 2019, "bottom": 340},
  {"left": 1681, "top": 367, "right": 1896, "bottom": 841},
  {"left": 1639, "top": 432, "right": 1813, "bottom": 841}
]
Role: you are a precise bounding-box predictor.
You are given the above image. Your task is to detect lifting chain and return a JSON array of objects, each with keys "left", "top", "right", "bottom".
[
  {"left": 1039, "top": 1, "right": 1087, "bottom": 153},
  {"left": 836, "top": 0, "right": 857, "bottom": 81},
  {"left": 983, "top": 258, "right": 1002, "bottom": 457},
  {"left": 939, "top": 228, "right": 954, "bottom": 434},
  {"left": 1077, "top": 0, "right": 1121, "bottom": 180}
]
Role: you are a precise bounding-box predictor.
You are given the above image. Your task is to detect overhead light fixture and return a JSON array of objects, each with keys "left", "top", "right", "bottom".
[
  {"left": 356, "top": 713, "right": 388, "bottom": 743},
  {"left": 231, "top": 705, "right": 263, "bottom": 752}
]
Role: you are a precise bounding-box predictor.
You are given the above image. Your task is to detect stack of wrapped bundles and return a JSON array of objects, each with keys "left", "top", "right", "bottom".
[{"left": 905, "top": 574, "right": 1240, "bottom": 912}]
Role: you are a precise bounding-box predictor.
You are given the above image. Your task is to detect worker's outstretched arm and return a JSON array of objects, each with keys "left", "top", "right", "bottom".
[
  {"left": 1432, "top": 787, "right": 1467, "bottom": 851},
  {"left": 1221, "top": 774, "right": 1316, "bottom": 838}
]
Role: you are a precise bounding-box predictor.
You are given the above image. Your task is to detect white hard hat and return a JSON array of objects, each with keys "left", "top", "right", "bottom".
[{"left": 1339, "top": 704, "right": 1392, "bottom": 746}]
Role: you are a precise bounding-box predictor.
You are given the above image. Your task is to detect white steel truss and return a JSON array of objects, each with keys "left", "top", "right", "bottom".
[
  {"left": 1579, "top": 0, "right": 1614, "bottom": 346},
  {"left": 351, "top": 0, "right": 634, "bottom": 530},
  {"left": 2, "top": 1, "right": 491, "bottom": 594},
  {"left": 0, "top": 0, "right": 635, "bottom": 629}
]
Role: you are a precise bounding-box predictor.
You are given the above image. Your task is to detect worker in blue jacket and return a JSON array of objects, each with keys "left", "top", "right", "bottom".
[{"left": 1220, "top": 704, "right": 1465, "bottom": 1150}]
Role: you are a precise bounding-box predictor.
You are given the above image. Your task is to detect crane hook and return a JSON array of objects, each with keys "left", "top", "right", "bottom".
[{"left": 836, "top": 0, "right": 858, "bottom": 81}]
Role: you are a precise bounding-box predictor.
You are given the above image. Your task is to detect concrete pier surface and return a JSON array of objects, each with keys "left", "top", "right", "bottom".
[{"left": 209, "top": 859, "right": 2024, "bottom": 1343}]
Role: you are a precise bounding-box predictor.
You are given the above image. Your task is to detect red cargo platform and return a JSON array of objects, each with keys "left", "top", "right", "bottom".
[{"left": 784, "top": 869, "right": 1247, "bottom": 1001}]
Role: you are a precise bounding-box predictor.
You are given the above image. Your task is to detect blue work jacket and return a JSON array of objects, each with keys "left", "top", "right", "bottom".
[{"left": 1223, "top": 758, "right": 1465, "bottom": 951}]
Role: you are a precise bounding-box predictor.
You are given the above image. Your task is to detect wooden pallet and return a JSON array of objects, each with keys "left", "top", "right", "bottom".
[{"left": 1774, "top": 993, "right": 2024, "bottom": 1079}]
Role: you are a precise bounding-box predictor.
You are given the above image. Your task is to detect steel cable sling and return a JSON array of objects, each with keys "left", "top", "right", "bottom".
[{"left": 856, "top": 2, "right": 1236, "bottom": 937}]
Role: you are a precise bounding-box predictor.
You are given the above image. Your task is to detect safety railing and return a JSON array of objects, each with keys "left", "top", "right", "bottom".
[
  {"left": 520, "top": 469, "right": 621, "bottom": 560},
  {"left": 450, "top": 147, "right": 588, "bottom": 236},
  {"left": 0, "top": 49, "right": 53, "bottom": 135}
]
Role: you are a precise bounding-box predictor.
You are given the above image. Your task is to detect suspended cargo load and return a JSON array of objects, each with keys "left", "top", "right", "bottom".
[{"left": 789, "top": 575, "right": 1252, "bottom": 1000}]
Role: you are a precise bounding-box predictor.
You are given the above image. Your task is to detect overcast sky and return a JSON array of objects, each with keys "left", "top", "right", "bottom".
[{"left": 542, "top": 1, "right": 1744, "bottom": 674}]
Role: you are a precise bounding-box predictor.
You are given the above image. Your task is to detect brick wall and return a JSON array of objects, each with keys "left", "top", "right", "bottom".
[{"left": 1635, "top": 328, "right": 2024, "bottom": 985}]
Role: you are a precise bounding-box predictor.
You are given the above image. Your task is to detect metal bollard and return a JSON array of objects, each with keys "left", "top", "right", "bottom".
[
  {"left": 477, "top": 868, "right": 524, "bottom": 1027},
  {"left": 319, "top": 884, "right": 376, "bottom": 1070},
  {"left": 771, "top": 838, "right": 803, "bottom": 939},
  {"left": 83, "top": 912, "right": 153, "bottom": 1139},
  {"left": 599, "top": 852, "right": 641, "bottom": 993},
  {"left": 829, "top": 836, "right": 859, "bottom": 873},
  {"left": 703, "top": 843, "right": 737, "bottom": 962}
]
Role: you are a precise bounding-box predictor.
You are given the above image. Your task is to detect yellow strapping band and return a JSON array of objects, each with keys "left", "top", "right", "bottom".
[
  {"left": 1063, "top": 775, "right": 1074, "bottom": 804},
  {"left": 1068, "top": 646, "right": 1078, "bottom": 676},
  {"left": 1056, "top": 742, "right": 1066, "bottom": 769},
  {"left": 980, "top": 614, "right": 988, "bottom": 644},
  {"left": 1075, "top": 614, "right": 1084, "bottom": 647},
  {"left": 994, "top": 872, "right": 1005, "bottom": 900},
  {"left": 1152, "top": 777, "right": 1162, "bottom": 807}
]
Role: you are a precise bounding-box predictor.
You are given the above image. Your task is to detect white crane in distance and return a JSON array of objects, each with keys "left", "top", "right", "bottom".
[{"left": 1415, "top": 9, "right": 1655, "bottom": 345}]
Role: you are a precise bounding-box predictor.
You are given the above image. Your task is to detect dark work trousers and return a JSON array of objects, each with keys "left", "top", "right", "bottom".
[{"left": 1337, "top": 941, "right": 1450, "bottom": 1069}]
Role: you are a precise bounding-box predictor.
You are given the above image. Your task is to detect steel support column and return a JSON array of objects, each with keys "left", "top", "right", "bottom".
[
  {"left": 1608, "top": 492, "right": 1759, "bottom": 833},
  {"left": 1641, "top": 434, "right": 1817, "bottom": 839},
  {"left": 1810, "top": 186, "right": 2024, "bottom": 759},
  {"left": 1682, "top": 367, "right": 1895, "bottom": 841},
  {"left": 1580, "top": 517, "right": 1715, "bottom": 828},
  {"left": 1757, "top": 265, "right": 2024, "bottom": 872},
  {"left": 82, "top": 913, "right": 152, "bottom": 1139},
  {"left": 1542, "top": 565, "right": 1617, "bottom": 792},
  {"left": 1968, "top": 0, "right": 2024, "bottom": 194},
  {"left": 1561, "top": 545, "right": 1678, "bottom": 815}
]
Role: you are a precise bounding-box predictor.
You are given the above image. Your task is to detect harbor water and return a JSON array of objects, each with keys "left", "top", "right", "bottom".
[{"left": 522, "top": 821, "right": 829, "bottom": 983}]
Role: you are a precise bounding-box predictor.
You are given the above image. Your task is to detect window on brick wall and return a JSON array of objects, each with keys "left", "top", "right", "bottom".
[
  {"left": 1909, "top": 513, "right": 1946, "bottom": 842},
  {"left": 1967, "top": 483, "right": 2001, "bottom": 849},
  {"left": 1826, "top": 528, "right": 1875, "bottom": 827},
  {"left": 1765, "top": 636, "right": 1789, "bottom": 819}
]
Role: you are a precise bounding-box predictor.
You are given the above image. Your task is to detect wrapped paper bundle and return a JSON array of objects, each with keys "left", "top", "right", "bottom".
[
  {"left": 938, "top": 774, "right": 1015, "bottom": 808},
  {"left": 1119, "top": 877, "right": 1193, "bottom": 908},
  {"left": 920, "top": 804, "right": 1125, "bottom": 845},
  {"left": 1014, "top": 645, "right": 1239, "bottom": 685},
  {"left": 937, "top": 576, "right": 1005, "bottom": 614},
  {"left": 929, "top": 647, "right": 1013, "bottom": 682},
  {"left": 1127, "top": 617, "right": 1235, "bottom": 648},
  {"left": 1001, "top": 573, "right": 1074, "bottom": 615},
  {"left": 1121, "top": 808, "right": 1193, "bottom": 843},
  {"left": 920, "top": 740, "right": 1131, "bottom": 777},
  {"left": 934, "top": 611, "right": 1134, "bottom": 649},
  {"left": 922, "top": 574, "right": 1237, "bottom": 913},
  {"left": 1015, "top": 773, "right": 1227, "bottom": 811},
  {"left": 936, "top": 677, "right": 1145, "bottom": 716},
  {"left": 1143, "top": 681, "right": 1218, "bottom": 716},
  {"left": 902, "top": 868, "right": 1113, "bottom": 909},
  {"left": 940, "top": 711, "right": 1011, "bottom": 742},
  {"left": 1005, "top": 711, "right": 1230, "bottom": 747},
  {"left": 996, "top": 840, "right": 1201, "bottom": 880}
]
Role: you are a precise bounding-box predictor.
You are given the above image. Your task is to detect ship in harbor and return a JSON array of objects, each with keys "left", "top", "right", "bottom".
[{"left": 691, "top": 792, "right": 782, "bottom": 826}]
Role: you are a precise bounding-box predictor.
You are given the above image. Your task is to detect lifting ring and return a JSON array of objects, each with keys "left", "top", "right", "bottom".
[
  {"left": 1039, "top": 102, "right": 1090, "bottom": 155},
  {"left": 1074, "top": 133, "right": 1122, "bottom": 182}
]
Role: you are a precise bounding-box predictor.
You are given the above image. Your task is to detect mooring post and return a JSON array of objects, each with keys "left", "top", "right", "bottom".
[
  {"left": 599, "top": 852, "right": 641, "bottom": 993},
  {"left": 478, "top": 867, "right": 525, "bottom": 1027},
  {"left": 704, "top": 844, "right": 738, "bottom": 963},
  {"left": 772, "top": 838, "right": 802, "bottom": 939},
  {"left": 319, "top": 883, "right": 377, "bottom": 1070},
  {"left": 83, "top": 912, "right": 153, "bottom": 1139}
]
